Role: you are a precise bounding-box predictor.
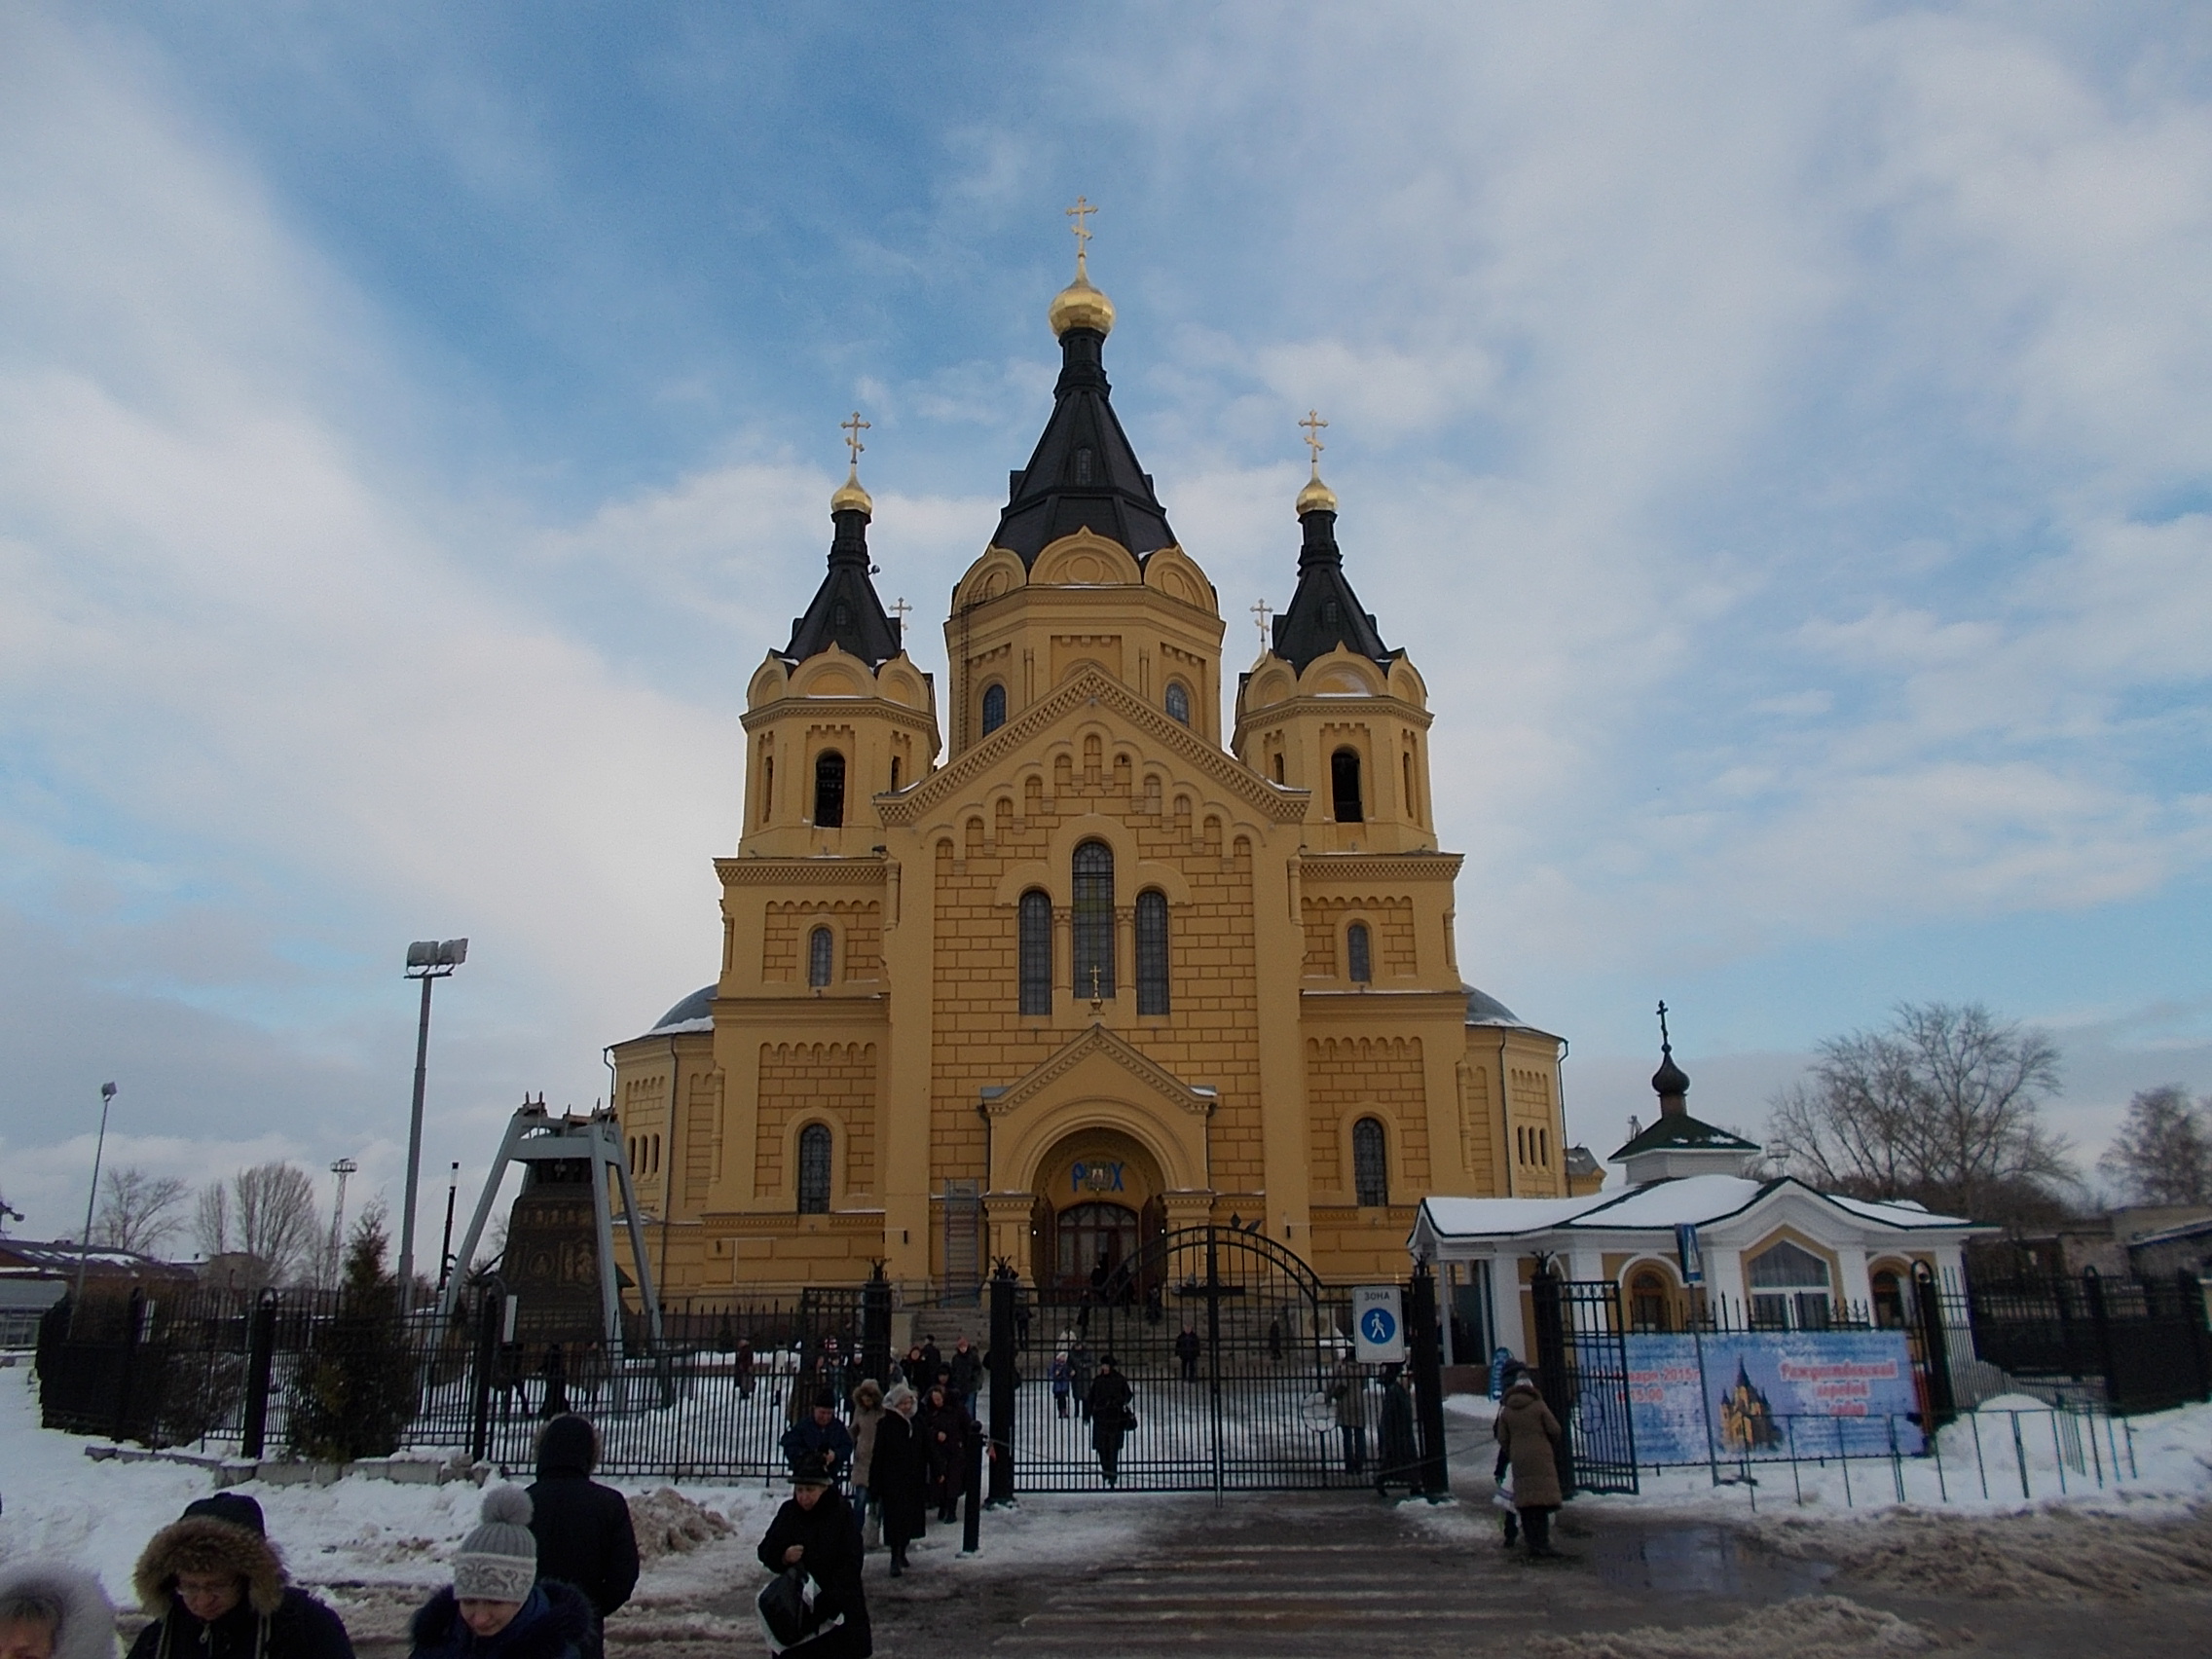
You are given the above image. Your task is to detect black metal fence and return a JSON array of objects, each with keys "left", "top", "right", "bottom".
[{"left": 1958, "top": 1270, "right": 2212, "bottom": 1414}]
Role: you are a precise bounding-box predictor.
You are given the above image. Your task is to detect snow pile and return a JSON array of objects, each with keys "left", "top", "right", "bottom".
[
  {"left": 1527, "top": 1596, "right": 1934, "bottom": 1658},
  {"left": 628, "top": 1487, "right": 734, "bottom": 1565},
  {"left": 1752, "top": 1505, "right": 2212, "bottom": 1602}
]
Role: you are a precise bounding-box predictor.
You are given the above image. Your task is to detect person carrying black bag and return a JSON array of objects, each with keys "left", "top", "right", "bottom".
[
  {"left": 756, "top": 1464, "right": 870, "bottom": 1657},
  {"left": 1084, "top": 1354, "right": 1133, "bottom": 1487}
]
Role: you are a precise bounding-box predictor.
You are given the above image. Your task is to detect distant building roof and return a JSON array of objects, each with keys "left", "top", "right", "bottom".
[
  {"left": 1416, "top": 1174, "right": 1983, "bottom": 1242},
  {"left": 645, "top": 985, "right": 716, "bottom": 1035},
  {"left": 0, "top": 1240, "right": 195, "bottom": 1280},
  {"left": 1610, "top": 1113, "right": 1761, "bottom": 1161}
]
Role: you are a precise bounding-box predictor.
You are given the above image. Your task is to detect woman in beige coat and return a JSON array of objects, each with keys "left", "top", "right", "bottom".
[
  {"left": 1492, "top": 1375, "right": 1565, "bottom": 1556},
  {"left": 848, "top": 1378, "right": 886, "bottom": 1548}
]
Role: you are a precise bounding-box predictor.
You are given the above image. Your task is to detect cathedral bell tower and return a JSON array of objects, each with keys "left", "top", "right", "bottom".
[
  {"left": 1233, "top": 418, "right": 1437, "bottom": 856},
  {"left": 742, "top": 421, "right": 941, "bottom": 856}
]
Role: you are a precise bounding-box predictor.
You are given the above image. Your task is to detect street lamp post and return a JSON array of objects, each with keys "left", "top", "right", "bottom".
[
  {"left": 73, "top": 1082, "right": 118, "bottom": 1313},
  {"left": 398, "top": 939, "right": 466, "bottom": 1299}
]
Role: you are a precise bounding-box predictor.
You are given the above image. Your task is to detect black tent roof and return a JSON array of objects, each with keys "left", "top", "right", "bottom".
[{"left": 991, "top": 328, "right": 1178, "bottom": 564}]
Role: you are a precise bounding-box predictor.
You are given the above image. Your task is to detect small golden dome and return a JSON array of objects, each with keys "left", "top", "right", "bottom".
[
  {"left": 830, "top": 466, "right": 872, "bottom": 517},
  {"left": 1049, "top": 259, "right": 1116, "bottom": 338},
  {"left": 1296, "top": 469, "right": 1338, "bottom": 517}
]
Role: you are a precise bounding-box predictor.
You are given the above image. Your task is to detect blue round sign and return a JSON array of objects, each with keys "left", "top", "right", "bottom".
[{"left": 1360, "top": 1306, "right": 1398, "bottom": 1346}]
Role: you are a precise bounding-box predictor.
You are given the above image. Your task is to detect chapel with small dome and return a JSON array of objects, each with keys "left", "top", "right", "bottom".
[{"left": 608, "top": 208, "right": 1591, "bottom": 1302}]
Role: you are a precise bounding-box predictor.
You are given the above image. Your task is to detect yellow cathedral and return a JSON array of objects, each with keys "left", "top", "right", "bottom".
[{"left": 609, "top": 231, "right": 1588, "bottom": 1306}]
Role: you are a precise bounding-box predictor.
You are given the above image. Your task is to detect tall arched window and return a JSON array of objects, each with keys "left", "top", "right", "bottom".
[
  {"left": 1747, "top": 1240, "right": 1832, "bottom": 1330},
  {"left": 1017, "top": 890, "right": 1051, "bottom": 1014},
  {"left": 1164, "top": 682, "right": 1190, "bottom": 724},
  {"left": 1135, "top": 889, "right": 1169, "bottom": 1014},
  {"left": 1072, "top": 840, "right": 1115, "bottom": 999},
  {"left": 1346, "top": 921, "right": 1372, "bottom": 984},
  {"left": 1352, "top": 1117, "right": 1388, "bottom": 1207},
  {"left": 796, "top": 1124, "right": 831, "bottom": 1214},
  {"left": 1331, "top": 748, "right": 1364, "bottom": 823},
  {"left": 981, "top": 682, "right": 1007, "bottom": 735},
  {"left": 807, "top": 925, "right": 833, "bottom": 988},
  {"left": 813, "top": 751, "right": 846, "bottom": 828}
]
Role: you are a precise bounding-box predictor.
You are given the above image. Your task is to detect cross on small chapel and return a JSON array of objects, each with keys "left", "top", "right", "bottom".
[
  {"left": 1299, "top": 408, "right": 1328, "bottom": 468},
  {"left": 841, "top": 411, "right": 869, "bottom": 466},
  {"left": 1250, "top": 598, "right": 1273, "bottom": 647},
  {"left": 1657, "top": 999, "right": 1673, "bottom": 1048},
  {"left": 1066, "top": 195, "right": 1097, "bottom": 262},
  {"left": 890, "top": 596, "right": 912, "bottom": 629}
]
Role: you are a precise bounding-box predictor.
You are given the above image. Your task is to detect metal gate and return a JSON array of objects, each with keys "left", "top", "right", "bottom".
[
  {"left": 1013, "top": 1226, "right": 1396, "bottom": 1493},
  {"left": 1530, "top": 1271, "right": 1640, "bottom": 1494}
]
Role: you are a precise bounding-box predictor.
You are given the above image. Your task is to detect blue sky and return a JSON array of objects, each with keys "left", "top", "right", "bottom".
[{"left": 4, "top": 3, "right": 2210, "bottom": 1239}]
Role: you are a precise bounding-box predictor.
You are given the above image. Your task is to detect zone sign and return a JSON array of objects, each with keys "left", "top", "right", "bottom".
[{"left": 1353, "top": 1284, "right": 1405, "bottom": 1363}]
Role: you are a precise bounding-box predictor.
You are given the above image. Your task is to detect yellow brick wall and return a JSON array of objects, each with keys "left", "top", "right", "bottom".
[
  {"left": 756, "top": 1041, "right": 877, "bottom": 1201},
  {"left": 1306, "top": 1035, "right": 1430, "bottom": 1191},
  {"left": 1299, "top": 896, "right": 1416, "bottom": 977},
  {"left": 762, "top": 900, "right": 883, "bottom": 982}
]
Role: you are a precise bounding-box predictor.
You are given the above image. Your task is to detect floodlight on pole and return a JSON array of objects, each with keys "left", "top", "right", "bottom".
[
  {"left": 73, "top": 1082, "right": 118, "bottom": 1317},
  {"left": 398, "top": 938, "right": 466, "bottom": 1299}
]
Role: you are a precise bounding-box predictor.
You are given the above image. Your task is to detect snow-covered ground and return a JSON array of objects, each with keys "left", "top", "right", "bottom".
[{"left": 1447, "top": 1388, "right": 2212, "bottom": 1517}]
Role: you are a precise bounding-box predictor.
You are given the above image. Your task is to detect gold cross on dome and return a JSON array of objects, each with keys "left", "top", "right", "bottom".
[
  {"left": 1299, "top": 409, "right": 1328, "bottom": 469},
  {"left": 1250, "top": 597, "right": 1273, "bottom": 646},
  {"left": 841, "top": 411, "right": 870, "bottom": 466},
  {"left": 1066, "top": 196, "right": 1097, "bottom": 264},
  {"left": 890, "top": 597, "right": 912, "bottom": 629}
]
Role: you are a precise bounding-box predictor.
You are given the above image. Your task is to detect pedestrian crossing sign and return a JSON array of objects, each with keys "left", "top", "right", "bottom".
[{"left": 1353, "top": 1284, "right": 1404, "bottom": 1362}]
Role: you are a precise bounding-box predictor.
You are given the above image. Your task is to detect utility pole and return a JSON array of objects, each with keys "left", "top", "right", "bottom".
[
  {"left": 399, "top": 939, "right": 466, "bottom": 1300},
  {"left": 325, "top": 1159, "right": 357, "bottom": 1288}
]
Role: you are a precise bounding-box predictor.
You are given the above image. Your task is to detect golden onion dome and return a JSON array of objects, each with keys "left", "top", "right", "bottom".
[
  {"left": 830, "top": 466, "right": 873, "bottom": 517},
  {"left": 1296, "top": 468, "right": 1339, "bottom": 517},
  {"left": 1049, "top": 258, "right": 1116, "bottom": 338}
]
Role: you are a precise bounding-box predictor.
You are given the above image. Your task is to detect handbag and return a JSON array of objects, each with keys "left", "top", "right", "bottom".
[{"left": 756, "top": 1566, "right": 828, "bottom": 1652}]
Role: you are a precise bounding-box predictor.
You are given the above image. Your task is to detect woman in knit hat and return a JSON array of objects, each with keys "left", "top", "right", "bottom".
[
  {"left": 406, "top": 1488, "right": 599, "bottom": 1659},
  {"left": 128, "top": 1492, "right": 353, "bottom": 1658}
]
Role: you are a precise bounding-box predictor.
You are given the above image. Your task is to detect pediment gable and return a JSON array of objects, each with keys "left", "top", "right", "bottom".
[
  {"left": 985, "top": 1022, "right": 1214, "bottom": 1121},
  {"left": 878, "top": 666, "right": 1307, "bottom": 827}
]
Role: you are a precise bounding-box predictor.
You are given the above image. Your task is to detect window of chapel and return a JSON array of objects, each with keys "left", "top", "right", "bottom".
[
  {"left": 807, "top": 925, "right": 833, "bottom": 988},
  {"left": 1352, "top": 1117, "right": 1388, "bottom": 1207},
  {"left": 1017, "top": 890, "right": 1051, "bottom": 1014},
  {"left": 982, "top": 682, "right": 1007, "bottom": 735},
  {"left": 1164, "top": 682, "right": 1190, "bottom": 724},
  {"left": 1346, "top": 921, "right": 1372, "bottom": 984},
  {"left": 797, "top": 1124, "right": 831, "bottom": 1214},
  {"left": 1135, "top": 889, "right": 1169, "bottom": 1014},
  {"left": 813, "top": 751, "right": 846, "bottom": 828},
  {"left": 1072, "top": 840, "right": 1115, "bottom": 999},
  {"left": 1331, "top": 748, "right": 1364, "bottom": 822}
]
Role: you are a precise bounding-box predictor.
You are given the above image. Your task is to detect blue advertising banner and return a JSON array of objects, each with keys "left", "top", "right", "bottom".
[{"left": 1623, "top": 1330, "right": 1923, "bottom": 1463}]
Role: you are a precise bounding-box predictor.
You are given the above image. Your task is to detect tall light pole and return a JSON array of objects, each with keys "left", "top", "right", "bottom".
[
  {"left": 73, "top": 1082, "right": 118, "bottom": 1311},
  {"left": 398, "top": 939, "right": 466, "bottom": 1298},
  {"left": 325, "top": 1158, "right": 357, "bottom": 1288}
]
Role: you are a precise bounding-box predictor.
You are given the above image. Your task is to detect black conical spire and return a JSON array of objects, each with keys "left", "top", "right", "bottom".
[
  {"left": 781, "top": 501, "right": 903, "bottom": 669},
  {"left": 991, "top": 325, "right": 1177, "bottom": 564},
  {"left": 1269, "top": 496, "right": 1394, "bottom": 674}
]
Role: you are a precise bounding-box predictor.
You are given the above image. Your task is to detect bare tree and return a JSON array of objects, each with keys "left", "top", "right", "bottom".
[
  {"left": 1768, "top": 1001, "right": 2075, "bottom": 1224},
  {"left": 232, "top": 1161, "right": 321, "bottom": 1286},
  {"left": 2098, "top": 1086, "right": 2212, "bottom": 1207},
  {"left": 92, "top": 1166, "right": 190, "bottom": 1256},
  {"left": 195, "top": 1183, "right": 232, "bottom": 1260}
]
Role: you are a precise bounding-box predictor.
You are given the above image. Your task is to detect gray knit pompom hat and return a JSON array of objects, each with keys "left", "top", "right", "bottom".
[{"left": 453, "top": 1485, "right": 537, "bottom": 1603}]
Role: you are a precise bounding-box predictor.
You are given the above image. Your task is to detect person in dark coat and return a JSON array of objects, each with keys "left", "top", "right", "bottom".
[
  {"left": 1493, "top": 1374, "right": 1567, "bottom": 1556},
  {"left": 917, "top": 1384, "right": 968, "bottom": 1523},
  {"left": 526, "top": 1415, "right": 640, "bottom": 1622},
  {"left": 1085, "top": 1354, "right": 1132, "bottom": 1487},
  {"left": 1374, "top": 1364, "right": 1419, "bottom": 1498},
  {"left": 782, "top": 1389, "right": 855, "bottom": 1485},
  {"left": 917, "top": 1340, "right": 941, "bottom": 1388},
  {"left": 1174, "top": 1324, "right": 1200, "bottom": 1382},
  {"left": 734, "top": 1338, "right": 756, "bottom": 1400},
  {"left": 537, "top": 1346, "right": 571, "bottom": 1420},
  {"left": 756, "top": 1467, "right": 870, "bottom": 1657},
  {"left": 870, "top": 1384, "right": 927, "bottom": 1576},
  {"left": 1068, "top": 1340, "right": 1094, "bottom": 1419},
  {"left": 128, "top": 1492, "right": 354, "bottom": 1659},
  {"left": 407, "top": 1488, "right": 600, "bottom": 1659},
  {"left": 946, "top": 1338, "right": 982, "bottom": 1417}
]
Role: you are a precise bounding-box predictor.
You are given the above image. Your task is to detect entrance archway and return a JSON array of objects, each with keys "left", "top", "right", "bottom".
[{"left": 1028, "top": 1125, "right": 1164, "bottom": 1291}]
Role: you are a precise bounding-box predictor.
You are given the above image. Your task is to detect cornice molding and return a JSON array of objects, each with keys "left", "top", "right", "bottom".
[
  {"left": 882, "top": 667, "right": 1306, "bottom": 827},
  {"left": 739, "top": 696, "right": 940, "bottom": 739},
  {"left": 1233, "top": 691, "right": 1435, "bottom": 737},
  {"left": 1297, "top": 852, "right": 1465, "bottom": 883},
  {"left": 985, "top": 1022, "right": 1213, "bottom": 1120},
  {"left": 717, "top": 858, "right": 891, "bottom": 888}
]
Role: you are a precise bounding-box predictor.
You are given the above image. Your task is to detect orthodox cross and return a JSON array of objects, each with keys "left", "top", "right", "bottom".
[
  {"left": 841, "top": 411, "right": 869, "bottom": 466},
  {"left": 1088, "top": 964, "right": 1103, "bottom": 1014},
  {"left": 889, "top": 597, "right": 912, "bottom": 630},
  {"left": 1299, "top": 408, "right": 1328, "bottom": 468},
  {"left": 1657, "top": 999, "right": 1673, "bottom": 1050},
  {"left": 1066, "top": 195, "right": 1096, "bottom": 263},
  {"left": 1250, "top": 598, "right": 1273, "bottom": 647}
]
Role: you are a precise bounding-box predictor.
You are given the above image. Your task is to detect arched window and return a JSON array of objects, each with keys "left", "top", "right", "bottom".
[
  {"left": 1747, "top": 1240, "right": 1832, "bottom": 1330},
  {"left": 1870, "top": 1269, "right": 1908, "bottom": 1330},
  {"left": 1352, "top": 1117, "right": 1388, "bottom": 1207},
  {"left": 813, "top": 751, "right": 846, "bottom": 828},
  {"left": 1017, "top": 890, "right": 1052, "bottom": 1014},
  {"left": 807, "top": 926, "right": 833, "bottom": 988},
  {"left": 1629, "top": 1269, "right": 1672, "bottom": 1333},
  {"left": 1163, "top": 682, "right": 1190, "bottom": 724},
  {"left": 1135, "top": 889, "right": 1169, "bottom": 1014},
  {"left": 890, "top": 755, "right": 903, "bottom": 791},
  {"left": 758, "top": 753, "right": 774, "bottom": 824},
  {"left": 796, "top": 1124, "right": 831, "bottom": 1214},
  {"left": 1346, "top": 921, "right": 1372, "bottom": 984},
  {"left": 1331, "top": 748, "right": 1364, "bottom": 823},
  {"left": 981, "top": 682, "right": 1007, "bottom": 735},
  {"left": 1072, "top": 840, "right": 1115, "bottom": 999},
  {"left": 1272, "top": 753, "right": 1285, "bottom": 785}
]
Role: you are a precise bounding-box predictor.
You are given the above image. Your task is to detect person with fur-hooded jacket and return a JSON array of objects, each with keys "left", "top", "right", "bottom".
[
  {"left": 407, "top": 1488, "right": 600, "bottom": 1659},
  {"left": 525, "top": 1415, "right": 639, "bottom": 1621},
  {"left": 127, "top": 1492, "right": 354, "bottom": 1659},
  {"left": 0, "top": 1559, "right": 119, "bottom": 1659},
  {"left": 1492, "top": 1373, "right": 1566, "bottom": 1556}
]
